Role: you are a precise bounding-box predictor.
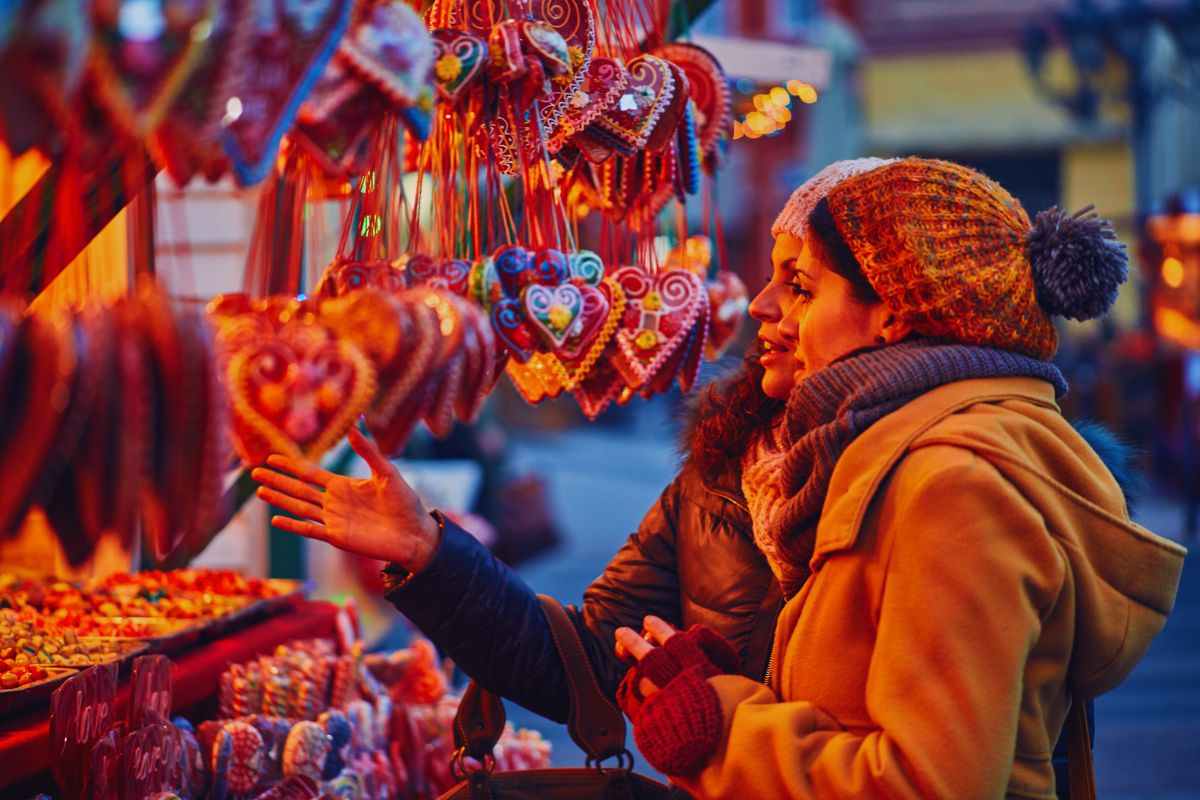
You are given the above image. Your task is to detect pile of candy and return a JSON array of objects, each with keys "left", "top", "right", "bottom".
[
  {"left": 0, "top": 569, "right": 296, "bottom": 645},
  {"left": 0, "top": 609, "right": 133, "bottom": 666},
  {"left": 0, "top": 660, "right": 53, "bottom": 689}
]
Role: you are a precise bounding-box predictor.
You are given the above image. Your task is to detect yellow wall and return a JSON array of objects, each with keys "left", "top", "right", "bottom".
[{"left": 862, "top": 48, "right": 1140, "bottom": 332}]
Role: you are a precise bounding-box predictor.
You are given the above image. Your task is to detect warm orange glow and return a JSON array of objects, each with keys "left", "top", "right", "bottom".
[
  {"left": 770, "top": 86, "right": 791, "bottom": 107},
  {"left": 746, "top": 111, "right": 773, "bottom": 134},
  {"left": 1161, "top": 256, "right": 1186, "bottom": 289},
  {"left": 753, "top": 94, "right": 772, "bottom": 112},
  {"left": 1154, "top": 305, "right": 1200, "bottom": 349},
  {"left": 797, "top": 85, "right": 819, "bottom": 104}
]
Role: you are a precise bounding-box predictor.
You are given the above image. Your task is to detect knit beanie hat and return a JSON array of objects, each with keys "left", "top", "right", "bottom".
[
  {"left": 821, "top": 157, "right": 1129, "bottom": 360},
  {"left": 771, "top": 158, "right": 895, "bottom": 241}
]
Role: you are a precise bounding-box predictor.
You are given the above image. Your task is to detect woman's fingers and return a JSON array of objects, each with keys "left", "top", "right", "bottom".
[
  {"left": 643, "top": 616, "right": 677, "bottom": 647},
  {"left": 348, "top": 426, "right": 395, "bottom": 478},
  {"left": 265, "top": 454, "right": 334, "bottom": 488},
  {"left": 256, "top": 487, "right": 324, "bottom": 522},
  {"left": 271, "top": 515, "right": 331, "bottom": 542},
  {"left": 251, "top": 467, "right": 325, "bottom": 505},
  {"left": 615, "top": 627, "right": 655, "bottom": 662}
]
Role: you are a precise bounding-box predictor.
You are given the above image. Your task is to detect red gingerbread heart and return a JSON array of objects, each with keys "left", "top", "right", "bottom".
[
  {"left": 655, "top": 42, "right": 731, "bottom": 165},
  {"left": 317, "top": 259, "right": 408, "bottom": 297},
  {"left": 403, "top": 254, "right": 472, "bottom": 296},
  {"left": 592, "top": 54, "right": 675, "bottom": 152},
  {"left": 551, "top": 57, "right": 630, "bottom": 153},
  {"left": 338, "top": 0, "right": 434, "bottom": 109},
  {"left": 430, "top": 28, "right": 487, "bottom": 103},
  {"left": 610, "top": 267, "right": 706, "bottom": 390},
  {"left": 225, "top": 317, "right": 376, "bottom": 466}
]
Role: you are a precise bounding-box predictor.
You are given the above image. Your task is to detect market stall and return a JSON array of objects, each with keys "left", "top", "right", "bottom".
[{"left": 0, "top": 0, "right": 773, "bottom": 795}]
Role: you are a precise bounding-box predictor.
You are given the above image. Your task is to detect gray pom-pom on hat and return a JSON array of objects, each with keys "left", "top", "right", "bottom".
[{"left": 1027, "top": 205, "right": 1129, "bottom": 321}]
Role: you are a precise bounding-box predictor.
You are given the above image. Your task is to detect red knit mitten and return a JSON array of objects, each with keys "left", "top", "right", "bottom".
[{"left": 616, "top": 626, "right": 738, "bottom": 776}]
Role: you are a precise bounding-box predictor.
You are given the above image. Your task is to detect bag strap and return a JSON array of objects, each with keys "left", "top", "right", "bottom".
[
  {"left": 537, "top": 594, "right": 629, "bottom": 764},
  {"left": 450, "top": 596, "right": 629, "bottom": 767},
  {"left": 1066, "top": 696, "right": 1096, "bottom": 800},
  {"left": 452, "top": 679, "right": 507, "bottom": 766}
]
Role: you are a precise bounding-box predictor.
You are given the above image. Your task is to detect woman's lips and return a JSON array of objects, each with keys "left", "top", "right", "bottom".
[{"left": 758, "top": 339, "right": 791, "bottom": 365}]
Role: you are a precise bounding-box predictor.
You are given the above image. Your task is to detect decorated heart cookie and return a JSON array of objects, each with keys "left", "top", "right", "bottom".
[
  {"left": 220, "top": 0, "right": 352, "bottom": 185},
  {"left": 338, "top": 0, "right": 434, "bottom": 110},
  {"left": 610, "top": 267, "right": 707, "bottom": 390},
  {"left": 226, "top": 317, "right": 376, "bottom": 466},
  {"left": 592, "top": 54, "right": 674, "bottom": 152},
  {"left": 403, "top": 254, "right": 471, "bottom": 296},
  {"left": 430, "top": 28, "right": 487, "bottom": 103},
  {"left": 282, "top": 721, "right": 330, "bottom": 782},
  {"left": 317, "top": 258, "right": 407, "bottom": 297},
  {"left": 549, "top": 57, "right": 629, "bottom": 152},
  {"left": 654, "top": 41, "right": 731, "bottom": 165}
]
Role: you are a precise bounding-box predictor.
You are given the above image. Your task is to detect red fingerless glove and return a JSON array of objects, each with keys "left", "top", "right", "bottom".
[{"left": 616, "top": 626, "right": 739, "bottom": 776}]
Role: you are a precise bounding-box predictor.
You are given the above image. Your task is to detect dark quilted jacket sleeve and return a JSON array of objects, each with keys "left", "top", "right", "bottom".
[{"left": 384, "top": 475, "right": 686, "bottom": 723}]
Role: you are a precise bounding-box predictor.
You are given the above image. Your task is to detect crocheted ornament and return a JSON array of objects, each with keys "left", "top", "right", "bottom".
[{"left": 1027, "top": 205, "right": 1128, "bottom": 321}]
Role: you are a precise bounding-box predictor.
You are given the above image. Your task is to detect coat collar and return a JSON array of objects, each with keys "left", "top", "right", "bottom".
[{"left": 811, "top": 377, "right": 1060, "bottom": 568}]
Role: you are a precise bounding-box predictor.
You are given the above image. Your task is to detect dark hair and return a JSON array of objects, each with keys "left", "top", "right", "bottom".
[
  {"left": 809, "top": 197, "right": 880, "bottom": 304},
  {"left": 683, "top": 345, "right": 784, "bottom": 481}
]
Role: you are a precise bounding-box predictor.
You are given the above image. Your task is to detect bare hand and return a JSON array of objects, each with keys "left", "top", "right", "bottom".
[
  {"left": 614, "top": 616, "right": 678, "bottom": 699},
  {"left": 251, "top": 426, "right": 441, "bottom": 573}
]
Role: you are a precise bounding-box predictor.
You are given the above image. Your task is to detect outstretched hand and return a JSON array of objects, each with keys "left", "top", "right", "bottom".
[{"left": 251, "top": 426, "right": 441, "bottom": 573}]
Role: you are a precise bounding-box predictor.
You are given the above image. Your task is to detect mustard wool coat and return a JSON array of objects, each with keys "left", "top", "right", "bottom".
[{"left": 672, "top": 377, "right": 1186, "bottom": 800}]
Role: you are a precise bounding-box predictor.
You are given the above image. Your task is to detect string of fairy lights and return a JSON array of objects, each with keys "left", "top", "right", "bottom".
[{"left": 732, "top": 80, "right": 819, "bottom": 140}]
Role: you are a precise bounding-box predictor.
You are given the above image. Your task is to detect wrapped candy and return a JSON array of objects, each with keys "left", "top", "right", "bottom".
[
  {"left": 318, "top": 709, "right": 353, "bottom": 780},
  {"left": 282, "top": 720, "right": 331, "bottom": 783},
  {"left": 212, "top": 720, "right": 265, "bottom": 799}
]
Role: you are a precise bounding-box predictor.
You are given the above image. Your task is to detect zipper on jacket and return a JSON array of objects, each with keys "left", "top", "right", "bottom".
[
  {"left": 703, "top": 484, "right": 749, "bottom": 513},
  {"left": 763, "top": 648, "right": 776, "bottom": 688}
]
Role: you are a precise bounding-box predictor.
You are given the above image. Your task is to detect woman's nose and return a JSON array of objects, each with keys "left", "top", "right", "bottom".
[{"left": 749, "top": 282, "right": 781, "bottom": 323}]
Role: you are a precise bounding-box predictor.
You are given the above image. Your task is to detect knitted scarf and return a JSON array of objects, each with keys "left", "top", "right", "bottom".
[{"left": 741, "top": 339, "right": 1068, "bottom": 596}]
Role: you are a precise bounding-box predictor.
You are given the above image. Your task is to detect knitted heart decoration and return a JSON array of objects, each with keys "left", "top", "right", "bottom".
[
  {"left": 430, "top": 28, "right": 486, "bottom": 103},
  {"left": 592, "top": 54, "right": 674, "bottom": 152},
  {"left": 364, "top": 298, "right": 441, "bottom": 455},
  {"left": 567, "top": 249, "right": 605, "bottom": 285},
  {"left": 338, "top": 0, "right": 434, "bottom": 109},
  {"left": 611, "top": 267, "right": 706, "bottom": 389},
  {"left": 226, "top": 319, "right": 375, "bottom": 465},
  {"left": 220, "top": 0, "right": 352, "bottom": 185}
]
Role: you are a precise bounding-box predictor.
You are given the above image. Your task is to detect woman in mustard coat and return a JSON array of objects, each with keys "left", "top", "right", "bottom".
[{"left": 615, "top": 158, "right": 1187, "bottom": 799}]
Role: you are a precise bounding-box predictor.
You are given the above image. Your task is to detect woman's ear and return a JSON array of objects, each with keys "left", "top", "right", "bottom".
[{"left": 875, "top": 312, "right": 911, "bottom": 345}]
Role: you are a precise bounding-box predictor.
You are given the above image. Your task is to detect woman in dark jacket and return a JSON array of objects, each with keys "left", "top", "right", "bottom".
[{"left": 246, "top": 166, "right": 890, "bottom": 722}]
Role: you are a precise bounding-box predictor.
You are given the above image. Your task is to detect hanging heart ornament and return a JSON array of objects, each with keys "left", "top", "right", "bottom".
[{"left": 611, "top": 267, "right": 707, "bottom": 390}]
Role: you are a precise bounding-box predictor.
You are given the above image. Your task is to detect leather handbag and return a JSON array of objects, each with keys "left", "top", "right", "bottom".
[{"left": 437, "top": 595, "right": 673, "bottom": 800}]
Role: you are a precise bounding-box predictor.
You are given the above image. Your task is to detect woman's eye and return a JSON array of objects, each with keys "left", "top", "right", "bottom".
[{"left": 789, "top": 284, "right": 812, "bottom": 298}]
